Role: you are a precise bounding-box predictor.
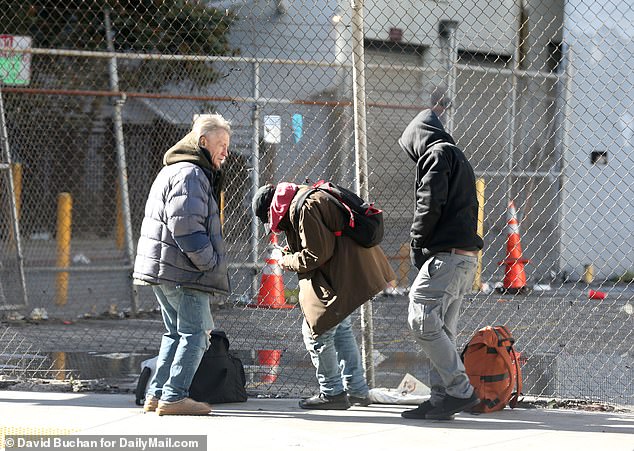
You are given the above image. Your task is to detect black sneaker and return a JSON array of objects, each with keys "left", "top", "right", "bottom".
[
  {"left": 348, "top": 395, "right": 371, "bottom": 407},
  {"left": 401, "top": 401, "right": 440, "bottom": 419},
  {"left": 299, "top": 392, "right": 351, "bottom": 410},
  {"left": 424, "top": 393, "right": 480, "bottom": 420}
]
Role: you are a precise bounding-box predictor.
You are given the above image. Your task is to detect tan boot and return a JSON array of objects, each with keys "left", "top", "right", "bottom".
[
  {"left": 156, "top": 397, "right": 212, "bottom": 416},
  {"left": 143, "top": 395, "right": 159, "bottom": 412}
]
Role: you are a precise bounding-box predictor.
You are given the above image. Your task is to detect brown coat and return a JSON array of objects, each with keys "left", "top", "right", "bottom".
[{"left": 280, "top": 188, "right": 396, "bottom": 337}]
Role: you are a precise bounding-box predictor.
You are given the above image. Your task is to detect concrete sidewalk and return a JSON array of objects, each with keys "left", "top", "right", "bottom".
[{"left": 0, "top": 391, "right": 633, "bottom": 451}]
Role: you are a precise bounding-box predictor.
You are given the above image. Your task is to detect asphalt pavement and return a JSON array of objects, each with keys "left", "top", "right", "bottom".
[{"left": 2, "top": 284, "right": 634, "bottom": 404}]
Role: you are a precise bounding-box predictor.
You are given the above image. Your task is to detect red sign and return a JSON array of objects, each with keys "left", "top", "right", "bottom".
[{"left": 0, "top": 35, "right": 14, "bottom": 57}]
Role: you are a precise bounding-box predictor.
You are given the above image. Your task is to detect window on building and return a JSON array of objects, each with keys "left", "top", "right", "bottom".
[
  {"left": 547, "top": 41, "right": 564, "bottom": 73},
  {"left": 591, "top": 151, "right": 608, "bottom": 165}
]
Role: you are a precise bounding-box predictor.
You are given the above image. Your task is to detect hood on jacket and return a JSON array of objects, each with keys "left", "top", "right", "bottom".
[
  {"left": 270, "top": 182, "right": 299, "bottom": 234},
  {"left": 398, "top": 109, "right": 455, "bottom": 162},
  {"left": 163, "top": 130, "right": 224, "bottom": 200},
  {"left": 163, "top": 131, "right": 215, "bottom": 172}
]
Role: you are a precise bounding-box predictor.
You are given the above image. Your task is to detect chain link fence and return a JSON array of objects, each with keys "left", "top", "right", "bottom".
[{"left": 0, "top": 0, "right": 632, "bottom": 406}]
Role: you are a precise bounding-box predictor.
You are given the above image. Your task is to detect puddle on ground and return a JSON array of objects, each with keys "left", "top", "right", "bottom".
[
  {"left": 49, "top": 351, "right": 158, "bottom": 381},
  {"left": 0, "top": 351, "right": 156, "bottom": 384}
]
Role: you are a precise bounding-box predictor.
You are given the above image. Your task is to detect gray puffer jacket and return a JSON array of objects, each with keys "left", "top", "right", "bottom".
[{"left": 133, "top": 132, "right": 230, "bottom": 294}]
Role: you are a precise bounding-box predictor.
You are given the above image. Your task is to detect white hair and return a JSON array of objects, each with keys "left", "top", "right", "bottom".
[{"left": 191, "top": 114, "right": 231, "bottom": 143}]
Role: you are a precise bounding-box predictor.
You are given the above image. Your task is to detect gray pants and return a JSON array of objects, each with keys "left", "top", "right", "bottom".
[{"left": 408, "top": 251, "right": 478, "bottom": 404}]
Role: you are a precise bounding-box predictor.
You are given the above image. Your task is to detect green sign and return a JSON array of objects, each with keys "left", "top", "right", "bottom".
[
  {"left": 0, "top": 55, "right": 27, "bottom": 85},
  {"left": 0, "top": 35, "right": 31, "bottom": 86}
]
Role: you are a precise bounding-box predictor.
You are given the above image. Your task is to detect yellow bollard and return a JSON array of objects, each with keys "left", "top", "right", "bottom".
[
  {"left": 473, "top": 178, "right": 485, "bottom": 292},
  {"left": 11, "top": 162, "right": 22, "bottom": 221},
  {"left": 52, "top": 351, "right": 66, "bottom": 381},
  {"left": 115, "top": 184, "right": 124, "bottom": 250},
  {"left": 8, "top": 163, "right": 22, "bottom": 244},
  {"left": 56, "top": 193, "right": 72, "bottom": 306},
  {"left": 220, "top": 190, "right": 225, "bottom": 232},
  {"left": 583, "top": 264, "right": 594, "bottom": 284}
]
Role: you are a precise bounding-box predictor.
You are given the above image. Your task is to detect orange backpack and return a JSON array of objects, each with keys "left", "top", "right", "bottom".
[{"left": 461, "top": 325, "right": 522, "bottom": 413}]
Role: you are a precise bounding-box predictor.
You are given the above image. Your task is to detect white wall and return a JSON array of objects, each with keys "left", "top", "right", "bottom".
[
  {"left": 364, "top": 0, "right": 519, "bottom": 56},
  {"left": 561, "top": 0, "right": 634, "bottom": 279}
]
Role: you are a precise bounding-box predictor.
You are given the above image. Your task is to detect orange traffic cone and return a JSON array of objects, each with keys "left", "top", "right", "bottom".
[
  {"left": 250, "top": 234, "right": 295, "bottom": 309},
  {"left": 497, "top": 201, "right": 530, "bottom": 294},
  {"left": 258, "top": 349, "right": 282, "bottom": 383}
]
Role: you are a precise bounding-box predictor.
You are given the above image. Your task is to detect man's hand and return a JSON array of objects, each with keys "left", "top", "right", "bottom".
[
  {"left": 280, "top": 253, "right": 297, "bottom": 272},
  {"left": 410, "top": 246, "right": 426, "bottom": 270},
  {"left": 271, "top": 248, "right": 284, "bottom": 261}
]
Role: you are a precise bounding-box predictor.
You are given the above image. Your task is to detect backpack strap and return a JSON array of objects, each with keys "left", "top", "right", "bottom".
[
  {"left": 134, "top": 366, "right": 152, "bottom": 406},
  {"left": 312, "top": 181, "right": 355, "bottom": 228},
  {"left": 493, "top": 326, "right": 522, "bottom": 408},
  {"left": 292, "top": 187, "right": 317, "bottom": 228},
  {"left": 292, "top": 184, "right": 352, "bottom": 236},
  {"left": 508, "top": 346, "right": 523, "bottom": 408}
]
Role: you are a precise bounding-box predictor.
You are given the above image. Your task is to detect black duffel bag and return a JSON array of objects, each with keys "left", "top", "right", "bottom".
[
  {"left": 135, "top": 330, "right": 247, "bottom": 405},
  {"left": 189, "top": 330, "right": 248, "bottom": 404}
]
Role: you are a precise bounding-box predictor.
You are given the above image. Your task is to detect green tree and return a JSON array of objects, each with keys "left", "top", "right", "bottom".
[
  {"left": 0, "top": 1, "right": 238, "bottom": 237},
  {"left": 1, "top": 0, "right": 238, "bottom": 88}
]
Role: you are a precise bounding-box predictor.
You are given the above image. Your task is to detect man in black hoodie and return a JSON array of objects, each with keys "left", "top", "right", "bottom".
[{"left": 398, "top": 97, "right": 483, "bottom": 420}]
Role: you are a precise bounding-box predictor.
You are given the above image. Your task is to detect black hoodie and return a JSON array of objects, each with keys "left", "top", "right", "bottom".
[{"left": 398, "top": 109, "right": 483, "bottom": 264}]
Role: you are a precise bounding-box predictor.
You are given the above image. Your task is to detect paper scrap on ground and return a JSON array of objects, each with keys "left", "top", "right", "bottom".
[{"left": 369, "top": 373, "right": 431, "bottom": 405}]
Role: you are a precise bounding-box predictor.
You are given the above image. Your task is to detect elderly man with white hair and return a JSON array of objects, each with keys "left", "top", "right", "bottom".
[{"left": 133, "top": 114, "right": 231, "bottom": 416}]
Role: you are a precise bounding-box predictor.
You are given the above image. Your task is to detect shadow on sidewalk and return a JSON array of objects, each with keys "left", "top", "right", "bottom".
[{"left": 210, "top": 403, "right": 634, "bottom": 435}]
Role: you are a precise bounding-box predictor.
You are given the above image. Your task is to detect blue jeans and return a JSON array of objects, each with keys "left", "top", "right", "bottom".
[
  {"left": 302, "top": 315, "right": 369, "bottom": 398},
  {"left": 147, "top": 284, "right": 215, "bottom": 402},
  {"left": 408, "top": 252, "right": 478, "bottom": 405}
]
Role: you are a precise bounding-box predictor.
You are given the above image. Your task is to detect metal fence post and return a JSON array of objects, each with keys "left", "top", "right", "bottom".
[
  {"left": 557, "top": 42, "right": 573, "bottom": 278},
  {"left": 505, "top": 0, "right": 523, "bottom": 205},
  {"left": 439, "top": 20, "right": 459, "bottom": 134},
  {"left": 251, "top": 61, "right": 261, "bottom": 299},
  {"left": 350, "top": 0, "right": 375, "bottom": 387},
  {"left": 0, "top": 86, "right": 28, "bottom": 308},
  {"left": 105, "top": 9, "right": 138, "bottom": 316}
]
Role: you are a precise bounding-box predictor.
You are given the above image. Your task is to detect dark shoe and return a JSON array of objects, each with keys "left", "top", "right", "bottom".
[
  {"left": 401, "top": 400, "right": 444, "bottom": 419},
  {"left": 299, "top": 392, "right": 350, "bottom": 410},
  {"left": 348, "top": 394, "right": 371, "bottom": 407},
  {"left": 424, "top": 393, "right": 480, "bottom": 420}
]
